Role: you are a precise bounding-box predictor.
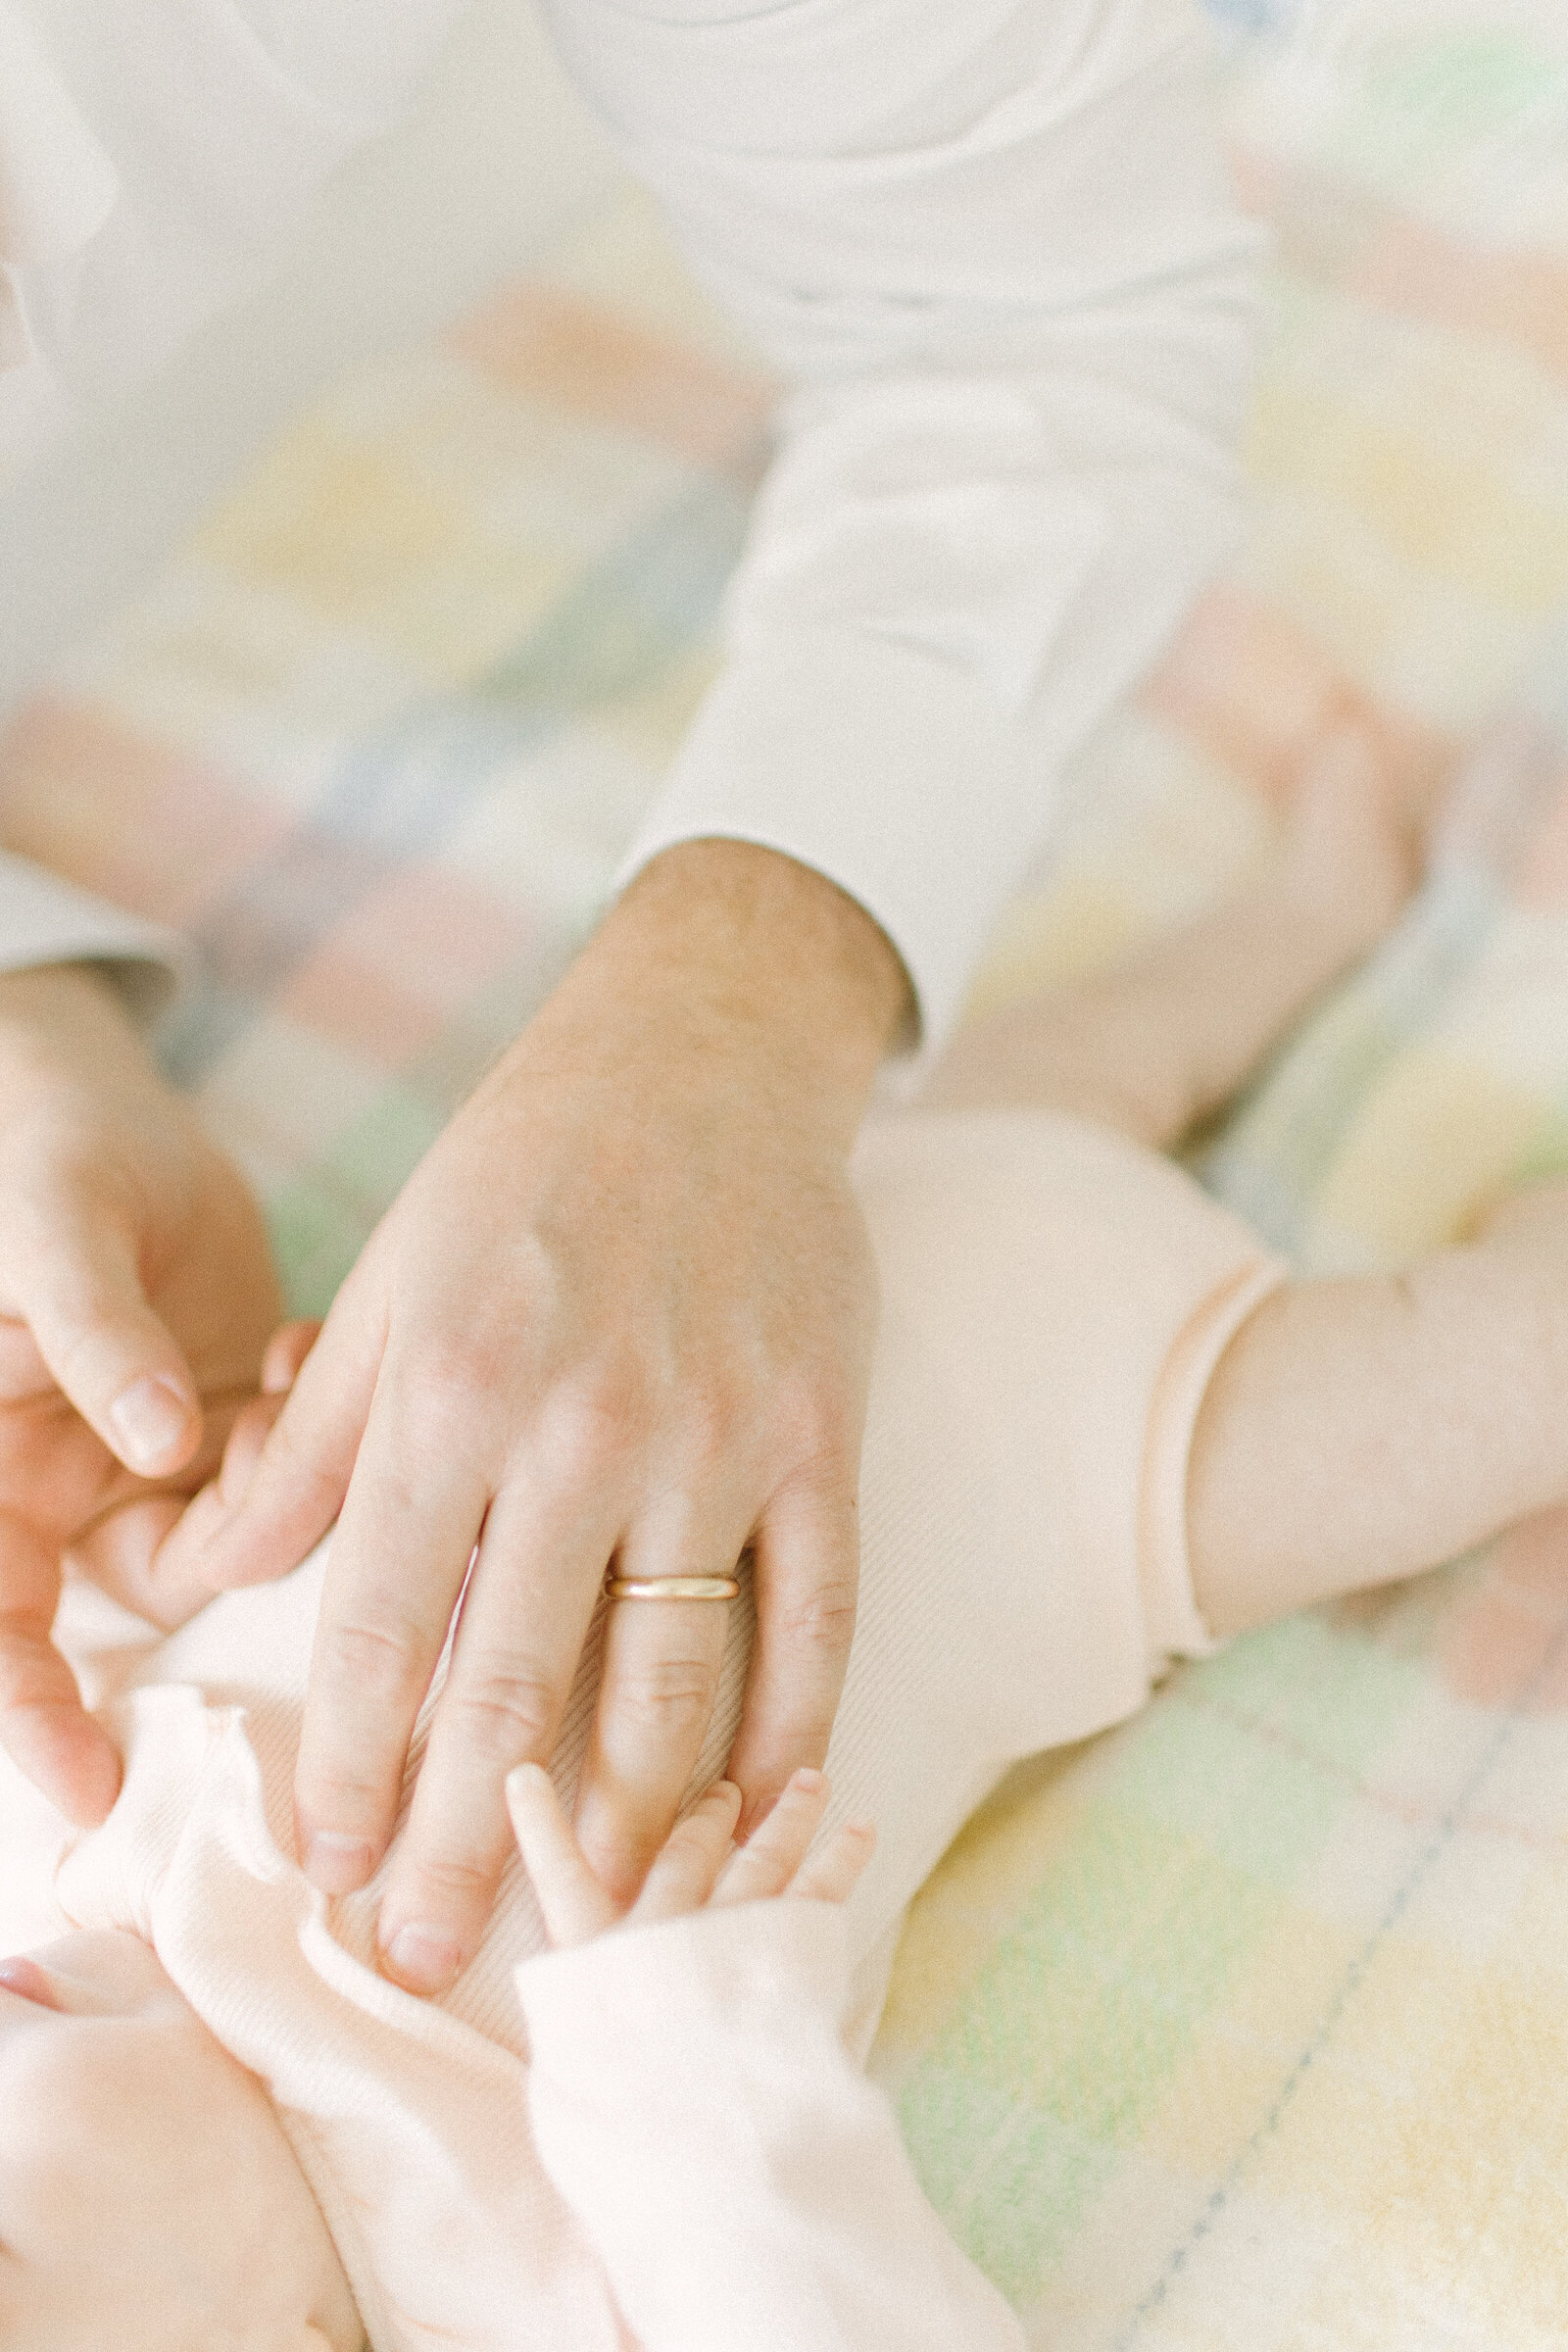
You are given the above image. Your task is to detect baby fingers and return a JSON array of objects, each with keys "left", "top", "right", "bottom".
[
  {"left": 507, "top": 1763, "right": 622, "bottom": 1948},
  {"left": 627, "top": 1781, "right": 745, "bottom": 1926},
  {"left": 785, "top": 1818, "right": 876, "bottom": 1906},
  {"left": 710, "top": 1767, "right": 833, "bottom": 1907},
  {"left": 509, "top": 1763, "right": 872, "bottom": 1956}
]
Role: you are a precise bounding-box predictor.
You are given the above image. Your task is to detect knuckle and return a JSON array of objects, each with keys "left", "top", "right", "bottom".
[
  {"left": 770, "top": 1372, "right": 857, "bottom": 1481},
  {"left": 403, "top": 1335, "right": 505, "bottom": 1439},
  {"left": 538, "top": 1358, "right": 656, "bottom": 1480},
  {"left": 318, "top": 1616, "right": 429, "bottom": 1710},
  {"left": 675, "top": 1382, "right": 753, "bottom": 1486},
  {"left": 613, "top": 1651, "right": 719, "bottom": 1740},
  {"left": 446, "top": 1654, "right": 559, "bottom": 1760},
  {"left": 402, "top": 1850, "right": 501, "bottom": 1909},
  {"left": 302, "top": 1763, "right": 388, "bottom": 1823},
  {"left": 777, "top": 1575, "right": 859, "bottom": 1664}
]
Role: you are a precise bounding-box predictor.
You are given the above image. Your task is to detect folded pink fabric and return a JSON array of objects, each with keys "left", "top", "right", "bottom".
[{"left": 0, "top": 1110, "right": 1283, "bottom": 2348}]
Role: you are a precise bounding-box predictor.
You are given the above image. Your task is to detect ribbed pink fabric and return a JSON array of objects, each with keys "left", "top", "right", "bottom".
[{"left": 0, "top": 1110, "right": 1283, "bottom": 2350}]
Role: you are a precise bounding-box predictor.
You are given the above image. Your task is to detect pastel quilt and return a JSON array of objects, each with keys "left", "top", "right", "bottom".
[{"left": 3, "top": 7, "right": 1568, "bottom": 2342}]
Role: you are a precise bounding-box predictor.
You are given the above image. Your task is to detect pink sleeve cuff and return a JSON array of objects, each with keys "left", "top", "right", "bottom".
[{"left": 1140, "top": 1251, "right": 1290, "bottom": 1669}]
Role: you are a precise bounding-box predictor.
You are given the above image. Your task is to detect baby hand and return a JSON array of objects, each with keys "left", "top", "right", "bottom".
[{"left": 507, "top": 1763, "right": 874, "bottom": 1950}]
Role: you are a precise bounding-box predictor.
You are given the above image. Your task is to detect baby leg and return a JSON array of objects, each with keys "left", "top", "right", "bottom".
[
  {"left": 1190, "top": 1184, "right": 1568, "bottom": 1636},
  {"left": 923, "top": 725, "right": 1428, "bottom": 1147}
]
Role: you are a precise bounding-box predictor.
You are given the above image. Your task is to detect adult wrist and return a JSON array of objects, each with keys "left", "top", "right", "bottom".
[{"left": 579, "top": 840, "right": 912, "bottom": 1139}]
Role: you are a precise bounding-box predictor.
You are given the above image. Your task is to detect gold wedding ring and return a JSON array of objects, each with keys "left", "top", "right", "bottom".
[{"left": 604, "top": 1573, "right": 742, "bottom": 1602}]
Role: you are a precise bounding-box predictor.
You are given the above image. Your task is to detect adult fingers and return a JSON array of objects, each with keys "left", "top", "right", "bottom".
[
  {"left": 724, "top": 1469, "right": 860, "bottom": 1840},
  {"left": 172, "top": 1296, "right": 381, "bottom": 1595},
  {"left": 294, "top": 1386, "right": 498, "bottom": 1917},
  {"left": 373, "top": 1467, "right": 621, "bottom": 1994},
  {"left": 505, "top": 1763, "right": 620, "bottom": 1948},
  {"left": 710, "top": 1767, "right": 830, "bottom": 1907},
  {"left": 1, "top": 1196, "right": 200, "bottom": 1480},
  {"left": 0, "top": 1513, "right": 121, "bottom": 1823},
  {"left": 786, "top": 1819, "right": 876, "bottom": 1907},
  {"left": 572, "top": 1498, "right": 753, "bottom": 1907},
  {"left": 628, "top": 1781, "right": 742, "bottom": 1925}
]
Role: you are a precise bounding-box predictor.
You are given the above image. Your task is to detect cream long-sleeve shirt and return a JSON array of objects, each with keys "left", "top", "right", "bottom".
[{"left": 0, "top": 0, "right": 1259, "bottom": 1059}]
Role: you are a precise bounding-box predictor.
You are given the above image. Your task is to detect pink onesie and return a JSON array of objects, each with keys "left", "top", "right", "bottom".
[{"left": 0, "top": 1109, "right": 1284, "bottom": 2351}]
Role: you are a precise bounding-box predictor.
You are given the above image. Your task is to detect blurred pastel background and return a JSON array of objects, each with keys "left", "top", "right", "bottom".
[{"left": 5, "top": 4, "right": 1568, "bottom": 2341}]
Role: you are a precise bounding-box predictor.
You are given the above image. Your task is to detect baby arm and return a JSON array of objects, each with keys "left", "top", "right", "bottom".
[
  {"left": 1190, "top": 1185, "right": 1568, "bottom": 1637},
  {"left": 509, "top": 1769, "right": 1027, "bottom": 2352},
  {"left": 924, "top": 726, "right": 1425, "bottom": 1148},
  {"left": 918, "top": 712, "right": 1568, "bottom": 1650}
]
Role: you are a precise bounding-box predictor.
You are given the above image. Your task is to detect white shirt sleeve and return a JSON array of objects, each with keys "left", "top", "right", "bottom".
[
  {"left": 514, "top": 1900, "right": 1028, "bottom": 2351},
  {"left": 1, "top": 0, "right": 1259, "bottom": 1059},
  {"left": 0, "top": 0, "right": 465, "bottom": 474},
  {"left": 0, "top": 847, "right": 188, "bottom": 1016},
  {"left": 546, "top": 0, "right": 1263, "bottom": 1063}
]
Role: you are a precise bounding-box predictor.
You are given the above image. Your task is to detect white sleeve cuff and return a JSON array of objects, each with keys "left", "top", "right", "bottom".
[
  {"left": 614, "top": 625, "right": 1027, "bottom": 1067},
  {"left": 0, "top": 850, "right": 190, "bottom": 1019}
]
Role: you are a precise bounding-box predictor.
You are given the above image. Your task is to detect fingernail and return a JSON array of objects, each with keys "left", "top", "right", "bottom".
[
  {"left": 790, "top": 1768, "right": 827, "bottom": 1795},
  {"left": 109, "top": 1375, "right": 192, "bottom": 1473},
  {"left": 0, "top": 1957, "right": 56, "bottom": 2007},
  {"left": 304, "top": 1833, "right": 376, "bottom": 1895},
  {"left": 381, "top": 1924, "right": 463, "bottom": 1995}
]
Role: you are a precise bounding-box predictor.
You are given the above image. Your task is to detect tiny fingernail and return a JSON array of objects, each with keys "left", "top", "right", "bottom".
[
  {"left": 0, "top": 1956, "right": 56, "bottom": 2006},
  {"left": 304, "top": 1833, "right": 376, "bottom": 1895},
  {"left": 109, "top": 1375, "right": 192, "bottom": 1472},
  {"left": 381, "top": 1924, "right": 463, "bottom": 1994},
  {"left": 790, "top": 1769, "right": 827, "bottom": 1795}
]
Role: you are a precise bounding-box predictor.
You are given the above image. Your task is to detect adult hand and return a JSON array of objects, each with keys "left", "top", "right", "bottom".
[
  {"left": 171, "top": 843, "right": 909, "bottom": 1995},
  {"left": 0, "top": 963, "right": 285, "bottom": 1820}
]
